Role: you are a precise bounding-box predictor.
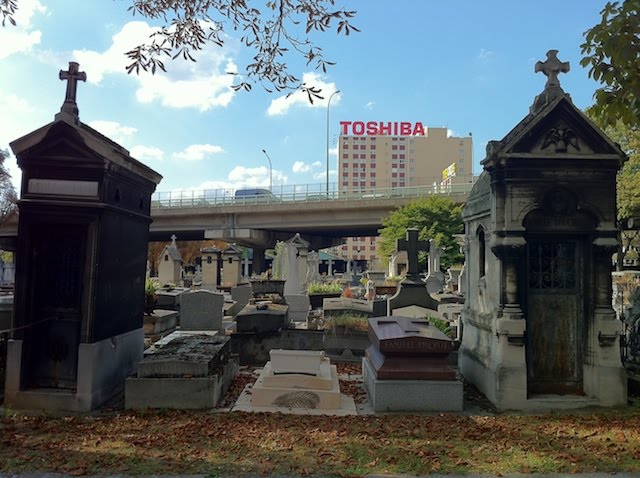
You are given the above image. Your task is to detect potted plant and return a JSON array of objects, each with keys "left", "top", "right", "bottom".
[
  {"left": 144, "top": 278, "right": 160, "bottom": 314},
  {"left": 307, "top": 281, "right": 343, "bottom": 309}
]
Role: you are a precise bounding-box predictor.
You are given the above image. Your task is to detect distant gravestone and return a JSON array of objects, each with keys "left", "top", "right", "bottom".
[
  {"left": 180, "top": 290, "right": 225, "bottom": 333},
  {"left": 158, "top": 235, "right": 183, "bottom": 286},
  {"left": 388, "top": 228, "right": 438, "bottom": 315}
]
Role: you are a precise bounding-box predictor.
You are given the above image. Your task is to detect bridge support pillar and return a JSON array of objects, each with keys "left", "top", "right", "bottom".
[{"left": 252, "top": 247, "right": 267, "bottom": 275}]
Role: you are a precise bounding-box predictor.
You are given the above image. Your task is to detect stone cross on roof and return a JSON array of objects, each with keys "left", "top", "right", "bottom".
[
  {"left": 170, "top": 234, "right": 177, "bottom": 245},
  {"left": 534, "top": 49, "right": 569, "bottom": 89},
  {"left": 396, "top": 228, "right": 429, "bottom": 282},
  {"left": 58, "top": 61, "right": 86, "bottom": 121}
]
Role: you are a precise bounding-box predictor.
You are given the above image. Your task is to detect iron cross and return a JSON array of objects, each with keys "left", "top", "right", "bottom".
[
  {"left": 396, "top": 228, "right": 429, "bottom": 281},
  {"left": 534, "top": 49, "right": 569, "bottom": 89},
  {"left": 59, "top": 62, "right": 86, "bottom": 116}
]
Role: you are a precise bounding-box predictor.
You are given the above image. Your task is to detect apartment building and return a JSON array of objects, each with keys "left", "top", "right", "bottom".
[{"left": 337, "top": 125, "right": 473, "bottom": 267}]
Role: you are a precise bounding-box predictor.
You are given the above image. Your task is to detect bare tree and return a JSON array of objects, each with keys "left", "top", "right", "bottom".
[{"left": 3, "top": 0, "right": 359, "bottom": 100}]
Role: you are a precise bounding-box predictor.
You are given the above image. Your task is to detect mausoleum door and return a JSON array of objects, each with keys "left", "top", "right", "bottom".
[
  {"left": 525, "top": 237, "right": 584, "bottom": 395},
  {"left": 26, "top": 223, "right": 87, "bottom": 389}
]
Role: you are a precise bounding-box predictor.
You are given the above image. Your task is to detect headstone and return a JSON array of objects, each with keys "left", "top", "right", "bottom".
[
  {"left": 458, "top": 263, "right": 467, "bottom": 296},
  {"left": 387, "top": 228, "right": 439, "bottom": 315},
  {"left": 306, "top": 251, "right": 321, "bottom": 284},
  {"left": 236, "top": 303, "right": 289, "bottom": 333},
  {"left": 180, "top": 289, "right": 225, "bottom": 333},
  {"left": 282, "top": 234, "right": 309, "bottom": 296},
  {"left": 125, "top": 331, "right": 238, "bottom": 409},
  {"left": 459, "top": 50, "right": 627, "bottom": 411},
  {"left": 193, "top": 264, "right": 202, "bottom": 284},
  {"left": 445, "top": 266, "right": 462, "bottom": 293},
  {"left": 363, "top": 316, "right": 463, "bottom": 412},
  {"left": 4, "top": 62, "right": 162, "bottom": 412},
  {"left": 227, "top": 282, "right": 253, "bottom": 317},
  {"left": 284, "top": 294, "right": 310, "bottom": 323},
  {"left": 158, "top": 235, "right": 183, "bottom": 286},
  {"left": 2, "top": 262, "right": 15, "bottom": 284}
]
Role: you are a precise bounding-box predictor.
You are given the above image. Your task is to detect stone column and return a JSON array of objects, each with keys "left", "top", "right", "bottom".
[
  {"left": 491, "top": 236, "right": 526, "bottom": 319},
  {"left": 593, "top": 238, "right": 618, "bottom": 316}
]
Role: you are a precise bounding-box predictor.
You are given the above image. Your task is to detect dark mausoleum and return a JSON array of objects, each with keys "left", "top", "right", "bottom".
[{"left": 4, "top": 62, "right": 162, "bottom": 411}]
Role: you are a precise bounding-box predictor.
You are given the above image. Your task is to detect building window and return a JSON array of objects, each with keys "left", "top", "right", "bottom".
[
  {"left": 371, "top": 153, "right": 376, "bottom": 159},
  {"left": 399, "top": 154, "right": 405, "bottom": 160},
  {"left": 478, "top": 227, "right": 486, "bottom": 278},
  {"left": 353, "top": 144, "right": 359, "bottom": 150},
  {"left": 370, "top": 181, "right": 376, "bottom": 187},
  {"left": 370, "top": 145, "right": 376, "bottom": 150},
  {"left": 392, "top": 145, "right": 398, "bottom": 150},
  {"left": 392, "top": 154, "right": 398, "bottom": 160},
  {"left": 360, "top": 154, "right": 366, "bottom": 159},
  {"left": 343, "top": 143, "right": 348, "bottom": 149},
  {"left": 371, "top": 172, "right": 376, "bottom": 177},
  {"left": 342, "top": 153, "right": 348, "bottom": 159},
  {"left": 399, "top": 145, "right": 405, "bottom": 150}
]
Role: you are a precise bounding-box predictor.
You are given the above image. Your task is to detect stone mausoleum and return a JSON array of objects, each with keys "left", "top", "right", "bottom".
[
  {"left": 4, "top": 62, "right": 162, "bottom": 411},
  {"left": 459, "top": 50, "right": 628, "bottom": 410}
]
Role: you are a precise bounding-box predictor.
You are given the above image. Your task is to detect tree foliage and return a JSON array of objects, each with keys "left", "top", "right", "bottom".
[
  {"left": 580, "top": 0, "right": 640, "bottom": 127},
  {"left": 378, "top": 196, "right": 464, "bottom": 271},
  {"left": 0, "top": 149, "right": 17, "bottom": 224},
  {"left": 3, "top": 1, "right": 359, "bottom": 98}
]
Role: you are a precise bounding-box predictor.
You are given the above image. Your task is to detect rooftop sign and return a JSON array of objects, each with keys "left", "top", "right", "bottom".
[{"left": 340, "top": 121, "right": 426, "bottom": 136}]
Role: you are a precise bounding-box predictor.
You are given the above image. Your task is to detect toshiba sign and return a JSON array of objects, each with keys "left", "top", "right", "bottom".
[{"left": 340, "top": 121, "right": 426, "bottom": 136}]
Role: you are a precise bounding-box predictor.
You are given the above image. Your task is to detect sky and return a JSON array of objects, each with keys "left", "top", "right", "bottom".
[{"left": 0, "top": 0, "right": 610, "bottom": 196}]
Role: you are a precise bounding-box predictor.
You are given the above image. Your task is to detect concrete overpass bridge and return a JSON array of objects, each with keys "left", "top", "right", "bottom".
[{"left": 0, "top": 181, "right": 476, "bottom": 263}]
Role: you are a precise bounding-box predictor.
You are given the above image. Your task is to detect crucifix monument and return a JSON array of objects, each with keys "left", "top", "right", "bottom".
[
  {"left": 57, "top": 61, "right": 87, "bottom": 122},
  {"left": 387, "top": 228, "right": 438, "bottom": 315}
]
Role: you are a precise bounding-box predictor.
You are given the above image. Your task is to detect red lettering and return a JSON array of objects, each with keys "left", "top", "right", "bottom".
[
  {"left": 400, "top": 122, "right": 411, "bottom": 135},
  {"left": 379, "top": 122, "right": 392, "bottom": 135},
  {"left": 393, "top": 122, "right": 398, "bottom": 135},
  {"left": 338, "top": 121, "right": 427, "bottom": 136},
  {"left": 352, "top": 121, "right": 365, "bottom": 135},
  {"left": 339, "top": 121, "right": 351, "bottom": 135},
  {"left": 366, "top": 121, "right": 378, "bottom": 135},
  {"left": 413, "top": 122, "right": 426, "bottom": 136}
]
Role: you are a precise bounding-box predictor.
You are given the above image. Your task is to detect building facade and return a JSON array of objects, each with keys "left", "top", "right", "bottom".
[{"left": 337, "top": 126, "right": 473, "bottom": 267}]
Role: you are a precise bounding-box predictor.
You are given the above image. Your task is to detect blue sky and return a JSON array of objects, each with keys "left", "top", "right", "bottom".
[{"left": 0, "top": 0, "right": 608, "bottom": 195}]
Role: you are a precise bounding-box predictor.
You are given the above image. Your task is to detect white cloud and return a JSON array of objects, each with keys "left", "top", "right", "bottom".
[
  {"left": 329, "top": 146, "right": 338, "bottom": 158},
  {"left": 172, "top": 144, "right": 224, "bottom": 161},
  {"left": 191, "top": 165, "right": 289, "bottom": 191},
  {"left": 313, "top": 169, "right": 336, "bottom": 181},
  {"left": 131, "top": 145, "right": 164, "bottom": 162},
  {"left": 88, "top": 120, "right": 137, "bottom": 145},
  {"left": 476, "top": 48, "right": 495, "bottom": 63},
  {"left": 0, "top": 0, "right": 46, "bottom": 59},
  {"left": 72, "top": 21, "right": 238, "bottom": 111},
  {"left": 267, "top": 73, "right": 339, "bottom": 116},
  {"left": 292, "top": 160, "right": 321, "bottom": 173},
  {"left": 365, "top": 101, "right": 375, "bottom": 110},
  {"left": 447, "top": 129, "right": 458, "bottom": 138}
]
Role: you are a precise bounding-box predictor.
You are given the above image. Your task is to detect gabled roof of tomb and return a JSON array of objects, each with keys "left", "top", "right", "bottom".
[
  {"left": 481, "top": 50, "right": 626, "bottom": 172},
  {"left": 10, "top": 118, "right": 163, "bottom": 186},
  {"left": 162, "top": 243, "right": 183, "bottom": 262},
  {"left": 222, "top": 243, "right": 243, "bottom": 255}
]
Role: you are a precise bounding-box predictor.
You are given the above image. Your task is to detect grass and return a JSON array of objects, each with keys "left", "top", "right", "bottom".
[{"left": 2, "top": 404, "right": 640, "bottom": 476}]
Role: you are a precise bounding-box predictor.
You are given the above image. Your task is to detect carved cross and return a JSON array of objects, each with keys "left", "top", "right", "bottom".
[
  {"left": 396, "top": 228, "right": 429, "bottom": 281},
  {"left": 170, "top": 234, "right": 177, "bottom": 245},
  {"left": 534, "top": 49, "right": 570, "bottom": 89},
  {"left": 59, "top": 62, "right": 86, "bottom": 118}
]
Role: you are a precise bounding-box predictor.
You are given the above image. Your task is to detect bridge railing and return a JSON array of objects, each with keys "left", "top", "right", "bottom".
[{"left": 150, "top": 177, "right": 478, "bottom": 209}]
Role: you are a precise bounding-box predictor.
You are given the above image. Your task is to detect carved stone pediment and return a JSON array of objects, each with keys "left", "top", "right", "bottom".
[{"left": 481, "top": 95, "right": 626, "bottom": 170}]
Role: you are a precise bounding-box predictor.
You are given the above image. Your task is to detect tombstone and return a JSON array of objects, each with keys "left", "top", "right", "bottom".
[
  {"left": 445, "top": 266, "right": 463, "bottom": 293},
  {"left": 125, "top": 331, "right": 237, "bottom": 409},
  {"left": 282, "top": 233, "right": 309, "bottom": 296},
  {"left": 2, "top": 261, "right": 15, "bottom": 284},
  {"left": 244, "top": 349, "right": 355, "bottom": 413},
  {"left": 306, "top": 251, "right": 321, "bottom": 284},
  {"left": 458, "top": 263, "right": 467, "bottom": 296},
  {"left": 221, "top": 244, "right": 242, "bottom": 287},
  {"left": 459, "top": 50, "right": 627, "bottom": 411},
  {"left": 193, "top": 264, "right": 202, "bottom": 285},
  {"left": 388, "top": 250, "right": 407, "bottom": 277},
  {"left": 363, "top": 316, "right": 462, "bottom": 411},
  {"left": 180, "top": 290, "right": 225, "bottom": 333},
  {"left": 4, "top": 62, "right": 162, "bottom": 412},
  {"left": 388, "top": 228, "right": 439, "bottom": 315},
  {"left": 158, "top": 235, "right": 182, "bottom": 286},
  {"left": 200, "top": 246, "right": 221, "bottom": 289}
]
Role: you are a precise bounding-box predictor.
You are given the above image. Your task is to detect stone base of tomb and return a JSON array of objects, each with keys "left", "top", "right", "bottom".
[
  {"left": 250, "top": 359, "right": 341, "bottom": 409},
  {"left": 125, "top": 330, "right": 238, "bottom": 409},
  {"left": 362, "top": 356, "right": 463, "bottom": 412},
  {"left": 4, "top": 328, "right": 143, "bottom": 412}
]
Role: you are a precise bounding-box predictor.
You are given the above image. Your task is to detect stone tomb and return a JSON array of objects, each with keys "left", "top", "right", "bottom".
[
  {"left": 244, "top": 349, "right": 355, "bottom": 414},
  {"left": 363, "top": 316, "right": 463, "bottom": 412},
  {"left": 125, "top": 331, "right": 238, "bottom": 409}
]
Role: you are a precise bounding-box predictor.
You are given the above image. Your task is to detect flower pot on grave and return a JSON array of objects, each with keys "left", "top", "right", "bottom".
[
  {"left": 309, "top": 292, "right": 342, "bottom": 310},
  {"left": 144, "top": 294, "right": 157, "bottom": 315}
]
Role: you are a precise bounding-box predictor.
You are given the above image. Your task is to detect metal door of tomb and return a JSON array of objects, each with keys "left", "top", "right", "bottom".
[
  {"left": 526, "top": 239, "right": 584, "bottom": 395},
  {"left": 26, "top": 223, "right": 86, "bottom": 389}
]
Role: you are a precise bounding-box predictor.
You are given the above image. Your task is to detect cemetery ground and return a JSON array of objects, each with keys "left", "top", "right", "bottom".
[{"left": 1, "top": 366, "right": 640, "bottom": 477}]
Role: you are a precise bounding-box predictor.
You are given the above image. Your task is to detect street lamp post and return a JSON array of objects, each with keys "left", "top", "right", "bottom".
[
  {"left": 262, "top": 149, "right": 272, "bottom": 191},
  {"left": 326, "top": 90, "right": 340, "bottom": 195}
]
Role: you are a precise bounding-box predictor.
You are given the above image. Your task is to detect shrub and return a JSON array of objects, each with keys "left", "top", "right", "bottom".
[{"left": 308, "top": 281, "right": 342, "bottom": 294}]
